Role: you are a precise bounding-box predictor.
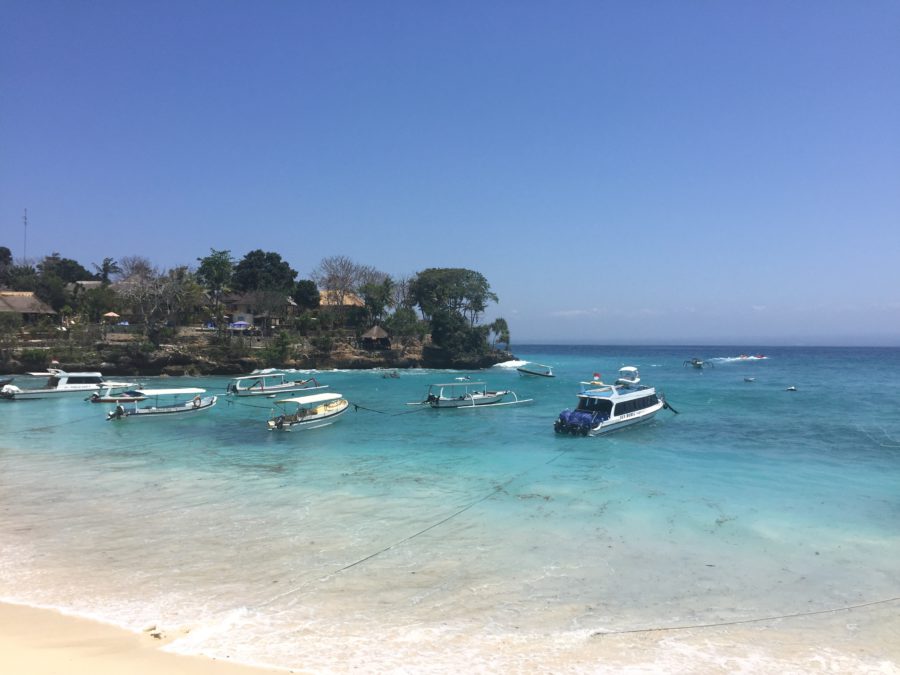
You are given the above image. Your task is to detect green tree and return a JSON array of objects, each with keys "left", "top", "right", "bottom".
[
  {"left": 232, "top": 250, "right": 297, "bottom": 293},
  {"left": 92, "top": 257, "right": 122, "bottom": 284},
  {"left": 0, "top": 246, "right": 12, "bottom": 287},
  {"left": 78, "top": 286, "right": 119, "bottom": 322},
  {"left": 488, "top": 317, "right": 510, "bottom": 348},
  {"left": 384, "top": 306, "right": 426, "bottom": 338},
  {"left": 360, "top": 277, "right": 394, "bottom": 325},
  {"left": 196, "top": 249, "right": 234, "bottom": 322},
  {"left": 38, "top": 253, "right": 94, "bottom": 283},
  {"left": 5, "top": 263, "right": 38, "bottom": 291},
  {"left": 292, "top": 279, "right": 320, "bottom": 311},
  {"left": 409, "top": 268, "right": 498, "bottom": 325},
  {"left": 429, "top": 309, "right": 490, "bottom": 358}
]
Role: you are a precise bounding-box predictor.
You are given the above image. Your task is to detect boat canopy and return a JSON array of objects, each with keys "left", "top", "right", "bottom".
[
  {"left": 277, "top": 392, "right": 343, "bottom": 405},
  {"left": 231, "top": 373, "right": 288, "bottom": 381},
  {"left": 136, "top": 388, "right": 207, "bottom": 396},
  {"left": 430, "top": 382, "right": 486, "bottom": 388}
]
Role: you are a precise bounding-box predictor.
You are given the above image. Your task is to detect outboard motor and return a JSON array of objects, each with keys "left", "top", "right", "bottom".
[
  {"left": 554, "top": 409, "right": 595, "bottom": 436},
  {"left": 107, "top": 404, "right": 127, "bottom": 421}
]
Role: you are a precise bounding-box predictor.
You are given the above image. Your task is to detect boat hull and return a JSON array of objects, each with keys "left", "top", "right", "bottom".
[
  {"left": 109, "top": 396, "right": 218, "bottom": 419},
  {"left": 268, "top": 400, "right": 349, "bottom": 430},
  {"left": 554, "top": 400, "right": 663, "bottom": 436},
  {"left": 229, "top": 384, "right": 328, "bottom": 397},
  {"left": 1, "top": 385, "right": 104, "bottom": 400},
  {"left": 428, "top": 392, "right": 509, "bottom": 408}
]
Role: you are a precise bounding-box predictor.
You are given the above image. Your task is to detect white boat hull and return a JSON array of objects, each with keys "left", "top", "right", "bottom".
[
  {"left": 109, "top": 396, "right": 218, "bottom": 419},
  {"left": 427, "top": 391, "right": 509, "bottom": 408},
  {"left": 587, "top": 401, "right": 664, "bottom": 436},
  {"left": 268, "top": 400, "right": 349, "bottom": 430},
  {"left": 1, "top": 384, "right": 104, "bottom": 400}
]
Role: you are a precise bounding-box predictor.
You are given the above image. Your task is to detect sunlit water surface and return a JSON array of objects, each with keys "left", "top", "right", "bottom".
[{"left": 2, "top": 346, "right": 898, "bottom": 672}]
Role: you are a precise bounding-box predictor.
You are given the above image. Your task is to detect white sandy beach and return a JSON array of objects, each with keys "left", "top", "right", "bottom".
[
  {"left": 2, "top": 599, "right": 899, "bottom": 673},
  {"left": 0, "top": 602, "right": 291, "bottom": 675}
]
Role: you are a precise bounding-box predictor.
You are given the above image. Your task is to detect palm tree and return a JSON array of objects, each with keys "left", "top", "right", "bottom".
[{"left": 93, "top": 257, "right": 122, "bottom": 285}]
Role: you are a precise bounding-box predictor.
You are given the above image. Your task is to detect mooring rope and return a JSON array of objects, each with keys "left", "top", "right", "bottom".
[
  {"left": 591, "top": 595, "right": 900, "bottom": 637},
  {"left": 259, "top": 447, "right": 572, "bottom": 607}
]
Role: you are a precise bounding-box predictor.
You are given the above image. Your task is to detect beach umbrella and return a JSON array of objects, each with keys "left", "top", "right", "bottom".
[
  {"left": 230, "top": 321, "right": 251, "bottom": 329},
  {"left": 103, "top": 311, "right": 120, "bottom": 318}
]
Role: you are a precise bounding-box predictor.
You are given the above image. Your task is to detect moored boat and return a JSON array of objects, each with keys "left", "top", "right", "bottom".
[
  {"left": 553, "top": 367, "right": 673, "bottom": 436},
  {"left": 107, "top": 388, "right": 217, "bottom": 420},
  {"left": 1, "top": 369, "right": 120, "bottom": 400},
  {"left": 412, "top": 381, "right": 531, "bottom": 408},
  {"left": 516, "top": 362, "right": 554, "bottom": 378},
  {"left": 267, "top": 392, "right": 349, "bottom": 430},
  {"left": 226, "top": 372, "right": 327, "bottom": 397},
  {"left": 89, "top": 386, "right": 147, "bottom": 403}
]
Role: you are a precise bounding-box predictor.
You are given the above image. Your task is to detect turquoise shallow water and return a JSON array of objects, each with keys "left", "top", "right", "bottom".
[{"left": 1, "top": 346, "right": 899, "bottom": 671}]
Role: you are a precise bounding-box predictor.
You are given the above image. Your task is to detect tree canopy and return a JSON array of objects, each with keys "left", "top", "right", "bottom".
[
  {"left": 409, "top": 268, "right": 498, "bottom": 325},
  {"left": 232, "top": 250, "right": 297, "bottom": 294}
]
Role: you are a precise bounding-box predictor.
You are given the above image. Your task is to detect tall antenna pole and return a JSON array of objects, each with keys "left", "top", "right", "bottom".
[{"left": 23, "top": 208, "right": 28, "bottom": 262}]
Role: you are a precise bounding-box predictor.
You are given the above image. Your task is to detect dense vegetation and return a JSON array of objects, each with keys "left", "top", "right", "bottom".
[{"left": 0, "top": 245, "right": 510, "bottom": 366}]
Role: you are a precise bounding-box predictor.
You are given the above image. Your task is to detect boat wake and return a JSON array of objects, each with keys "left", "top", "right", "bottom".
[
  {"left": 711, "top": 355, "right": 769, "bottom": 363},
  {"left": 493, "top": 360, "right": 529, "bottom": 369}
]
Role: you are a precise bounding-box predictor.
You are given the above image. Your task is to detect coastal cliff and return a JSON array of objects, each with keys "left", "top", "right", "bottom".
[{"left": 0, "top": 331, "right": 514, "bottom": 376}]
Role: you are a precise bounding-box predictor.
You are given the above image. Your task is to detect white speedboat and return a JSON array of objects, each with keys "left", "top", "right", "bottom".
[
  {"left": 412, "top": 381, "right": 530, "bottom": 408},
  {"left": 1, "top": 369, "right": 126, "bottom": 400},
  {"left": 226, "top": 372, "right": 327, "bottom": 397},
  {"left": 516, "top": 362, "right": 554, "bottom": 378},
  {"left": 267, "top": 392, "right": 349, "bottom": 430},
  {"left": 107, "top": 388, "right": 217, "bottom": 420},
  {"left": 553, "top": 367, "right": 674, "bottom": 436}
]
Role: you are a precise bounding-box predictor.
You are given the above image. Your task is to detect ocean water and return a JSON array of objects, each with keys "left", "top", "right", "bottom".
[{"left": 1, "top": 346, "right": 899, "bottom": 673}]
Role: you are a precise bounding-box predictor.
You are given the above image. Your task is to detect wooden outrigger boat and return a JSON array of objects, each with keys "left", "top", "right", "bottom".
[
  {"left": 107, "top": 388, "right": 217, "bottom": 420},
  {"left": 410, "top": 381, "right": 532, "bottom": 409},
  {"left": 267, "top": 392, "right": 349, "bottom": 431},
  {"left": 226, "top": 372, "right": 327, "bottom": 397}
]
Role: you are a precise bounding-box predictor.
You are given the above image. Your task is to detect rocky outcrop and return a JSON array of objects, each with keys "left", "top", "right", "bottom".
[{"left": 0, "top": 335, "right": 513, "bottom": 375}]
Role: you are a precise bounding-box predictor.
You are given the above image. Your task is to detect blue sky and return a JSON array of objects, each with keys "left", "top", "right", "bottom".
[{"left": 2, "top": 1, "right": 898, "bottom": 345}]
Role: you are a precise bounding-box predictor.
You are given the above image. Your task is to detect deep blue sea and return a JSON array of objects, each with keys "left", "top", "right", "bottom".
[{"left": 2, "top": 345, "right": 899, "bottom": 672}]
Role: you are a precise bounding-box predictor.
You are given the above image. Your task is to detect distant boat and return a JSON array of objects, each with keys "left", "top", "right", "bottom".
[
  {"left": 554, "top": 367, "right": 676, "bottom": 436},
  {"left": 107, "top": 388, "right": 217, "bottom": 419},
  {"left": 683, "top": 358, "right": 712, "bottom": 369},
  {"left": 786, "top": 386, "right": 797, "bottom": 392},
  {"left": 226, "top": 372, "right": 327, "bottom": 397},
  {"left": 267, "top": 392, "right": 349, "bottom": 430},
  {"left": 516, "top": 362, "right": 554, "bottom": 378},
  {"left": 744, "top": 377, "right": 756, "bottom": 383}
]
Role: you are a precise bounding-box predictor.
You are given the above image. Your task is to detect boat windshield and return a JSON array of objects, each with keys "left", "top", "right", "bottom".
[{"left": 576, "top": 397, "right": 613, "bottom": 416}]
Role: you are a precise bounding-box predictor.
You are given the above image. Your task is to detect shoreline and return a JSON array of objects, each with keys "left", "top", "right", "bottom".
[
  {"left": 2, "top": 598, "right": 898, "bottom": 673},
  {"left": 0, "top": 601, "right": 292, "bottom": 675}
]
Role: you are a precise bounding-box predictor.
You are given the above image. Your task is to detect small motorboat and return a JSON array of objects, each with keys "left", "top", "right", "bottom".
[
  {"left": 267, "top": 392, "right": 349, "bottom": 430},
  {"left": 683, "top": 358, "right": 713, "bottom": 369},
  {"left": 744, "top": 377, "right": 756, "bottom": 383},
  {"left": 516, "top": 362, "right": 554, "bottom": 378}
]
